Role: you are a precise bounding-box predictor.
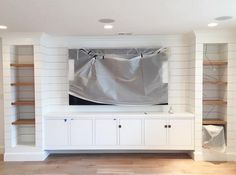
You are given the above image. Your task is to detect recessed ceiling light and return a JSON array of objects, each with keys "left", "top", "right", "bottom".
[
  {"left": 104, "top": 24, "right": 113, "bottom": 29},
  {"left": 0, "top": 25, "right": 7, "bottom": 29},
  {"left": 99, "top": 18, "right": 115, "bottom": 23},
  {"left": 208, "top": 23, "right": 218, "bottom": 27},
  {"left": 215, "top": 16, "right": 233, "bottom": 21}
]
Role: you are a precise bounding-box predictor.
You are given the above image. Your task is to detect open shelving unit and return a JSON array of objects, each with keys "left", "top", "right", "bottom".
[
  {"left": 10, "top": 45, "right": 36, "bottom": 146},
  {"left": 202, "top": 43, "right": 228, "bottom": 127}
]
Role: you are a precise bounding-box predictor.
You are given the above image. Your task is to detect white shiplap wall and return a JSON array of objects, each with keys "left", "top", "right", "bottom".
[
  {"left": 1, "top": 32, "right": 236, "bottom": 161},
  {"left": 41, "top": 35, "right": 192, "bottom": 113}
]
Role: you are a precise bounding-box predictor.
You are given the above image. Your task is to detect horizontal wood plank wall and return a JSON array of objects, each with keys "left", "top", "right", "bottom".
[
  {"left": 41, "top": 35, "right": 192, "bottom": 113},
  {"left": 39, "top": 45, "right": 68, "bottom": 111}
]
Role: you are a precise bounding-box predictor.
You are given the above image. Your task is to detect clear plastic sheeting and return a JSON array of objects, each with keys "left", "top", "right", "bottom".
[
  {"left": 202, "top": 125, "right": 226, "bottom": 152},
  {"left": 68, "top": 48, "right": 168, "bottom": 105}
]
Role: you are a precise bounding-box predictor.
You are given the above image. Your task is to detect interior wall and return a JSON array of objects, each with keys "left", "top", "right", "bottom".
[
  {"left": 0, "top": 38, "right": 4, "bottom": 153},
  {"left": 41, "top": 34, "right": 192, "bottom": 113}
]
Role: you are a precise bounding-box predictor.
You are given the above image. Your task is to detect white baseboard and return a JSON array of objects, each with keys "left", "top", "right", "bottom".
[
  {"left": 47, "top": 150, "right": 190, "bottom": 154},
  {"left": 191, "top": 150, "right": 236, "bottom": 162},
  {"left": 4, "top": 151, "right": 49, "bottom": 161},
  {"left": 227, "top": 153, "right": 236, "bottom": 161},
  {"left": 190, "top": 151, "right": 204, "bottom": 161}
]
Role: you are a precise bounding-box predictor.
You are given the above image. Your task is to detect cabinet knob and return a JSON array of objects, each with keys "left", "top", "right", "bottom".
[
  {"left": 64, "top": 119, "right": 67, "bottom": 122},
  {"left": 118, "top": 125, "right": 122, "bottom": 128},
  {"left": 168, "top": 125, "right": 171, "bottom": 128},
  {"left": 113, "top": 118, "right": 117, "bottom": 120}
]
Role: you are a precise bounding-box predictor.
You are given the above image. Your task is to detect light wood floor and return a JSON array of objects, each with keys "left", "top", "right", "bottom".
[{"left": 0, "top": 153, "right": 236, "bottom": 175}]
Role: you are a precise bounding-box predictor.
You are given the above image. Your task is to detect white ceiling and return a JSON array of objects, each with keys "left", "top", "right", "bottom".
[{"left": 0, "top": 0, "right": 236, "bottom": 36}]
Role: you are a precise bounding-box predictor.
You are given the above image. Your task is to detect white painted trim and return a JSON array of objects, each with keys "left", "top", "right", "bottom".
[
  {"left": 191, "top": 151, "right": 236, "bottom": 162},
  {"left": 47, "top": 150, "right": 189, "bottom": 154},
  {"left": 4, "top": 151, "right": 49, "bottom": 161},
  {"left": 190, "top": 151, "right": 203, "bottom": 161}
]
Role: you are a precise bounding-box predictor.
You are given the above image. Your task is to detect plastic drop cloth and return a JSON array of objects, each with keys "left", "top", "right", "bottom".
[
  {"left": 68, "top": 48, "right": 168, "bottom": 105},
  {"left": 202, "top": 125, "right": 226, "bottom": 152}
]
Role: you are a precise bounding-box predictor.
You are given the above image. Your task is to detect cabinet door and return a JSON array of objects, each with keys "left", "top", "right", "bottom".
[
  {"left": 71, "top": 119, "right": 93, "bottom": 146},
  {"left": 95, "top": 119, "right": 118, "bottom": 145},
  {"left": 45, "top": 119, "right": 69, "bottom": 146},
  {"left": 119, "top": 119, "right": 142, "bottom": 146},
  {"left": 145, "top": 119, "right": 167, "bottom": 146},
  {"left": 168, "top": 119, "right": 193, "bottom": 148}
]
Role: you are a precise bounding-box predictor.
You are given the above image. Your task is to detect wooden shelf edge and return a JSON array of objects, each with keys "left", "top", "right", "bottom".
[
  {"left": 203, "top": 119, "right": 227, "bottom": 125},
  {"left": 203, "top": 60, "right": 228, "bottom": 66},
  {"left": 11, "top": 101, "right": 35, "bottom": 106},
  {"left": 203, "top": 100, "right": 227, "bottom": 105},
  {"left": 11, "top": 82, "right": 34, "bottom": 86},
  {"left": 12, "top": 119, "right": 35, "bottom": 125},
  {"left": 203, "top": 81, "right": 227, "bottom": 85},
  {"left": 10, "top": 63, "right": 34, "bottom": 68}
]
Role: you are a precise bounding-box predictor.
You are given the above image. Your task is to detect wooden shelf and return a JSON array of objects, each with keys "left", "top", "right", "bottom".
[
  {"left": 11, "top": 82, "right": 34, "bottom": 86},
  {"left": 203, "top": 100, "right": 227, "bottom": 105},
  {"left": 12, "top": 119, "right": 35, "bottom": 125},
  {"left": 11, "top": 100, "right": 35, "bottom": 106},
  {"left": 203, "top": 60, "right": 227, "bottom": 66},
  {"left": 203, "top": 119, "right": 226, "bottom": 125},
  {"left": 10, "top": 63, "right": 34, "bottom": 68},
  {"left": 203, "top": 81, "right": 227, "bottom": 85}
]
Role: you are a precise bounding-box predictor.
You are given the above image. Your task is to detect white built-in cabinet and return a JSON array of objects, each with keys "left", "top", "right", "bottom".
[
  {"left": 145, "top": 118, "right": 193, "bottom": 148},
  {"left": 44, "top": 115, "right": 194, "bottom": 150}
]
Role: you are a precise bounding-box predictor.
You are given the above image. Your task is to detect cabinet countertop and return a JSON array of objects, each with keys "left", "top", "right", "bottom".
[{"left": 44, "top": 112, "right": 194, "bottom": 119}]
